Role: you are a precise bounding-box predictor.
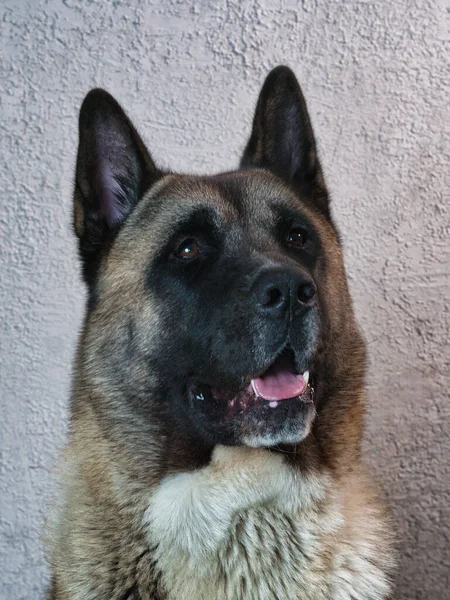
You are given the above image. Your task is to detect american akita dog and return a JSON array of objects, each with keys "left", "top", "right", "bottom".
[{"left": 48, "top": 66, "right": 395, "bottom": 599}]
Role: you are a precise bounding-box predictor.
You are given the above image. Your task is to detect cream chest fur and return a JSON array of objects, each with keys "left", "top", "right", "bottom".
[{"left": 145, "top": 446, "right": 394, "bottom": 600}]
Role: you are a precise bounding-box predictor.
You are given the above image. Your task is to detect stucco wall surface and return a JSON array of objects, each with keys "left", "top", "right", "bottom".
[{"left": 1, "top": 1, "right": 449, "bottom": 598}]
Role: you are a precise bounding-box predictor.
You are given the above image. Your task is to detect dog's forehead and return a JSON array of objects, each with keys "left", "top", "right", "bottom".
[
  {"left": 132, "top": 170, "right": 305, "bottom": 235},
  {"left": 209, "top": 170, "right": 296, "bottom": 217}
]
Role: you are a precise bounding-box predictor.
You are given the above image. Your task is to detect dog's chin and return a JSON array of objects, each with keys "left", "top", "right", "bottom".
[{"left": 186, "top": 349, "right": 317, "bottom": 448}]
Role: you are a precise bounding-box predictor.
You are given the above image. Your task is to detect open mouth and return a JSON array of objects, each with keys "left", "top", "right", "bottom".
[
  {"left": 248, "top": 348, "right": 311, "bottom": 408},
  {"left": 188, "top": 347, "right": 314, "bottom": 419}
]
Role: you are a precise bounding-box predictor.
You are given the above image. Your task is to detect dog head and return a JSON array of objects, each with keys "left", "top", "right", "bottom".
[{"left": 73, "top": 67, "right": 365, "bottom": 468}]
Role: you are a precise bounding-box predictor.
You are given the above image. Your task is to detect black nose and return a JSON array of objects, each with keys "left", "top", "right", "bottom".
[{"left": 253, "top": 268, "right": 316, "bottom": 317}]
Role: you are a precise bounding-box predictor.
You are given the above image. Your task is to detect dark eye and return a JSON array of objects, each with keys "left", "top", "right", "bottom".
[
  {"left": 287, "top": 227, "right": 307, "bottom": 248},
  {"left": 175, "top": 238, "right": 201, "bottom": 260}
]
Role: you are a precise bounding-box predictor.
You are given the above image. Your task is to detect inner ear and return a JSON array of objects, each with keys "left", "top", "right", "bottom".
[
  {"left": 240, "top": 66, "right": 329, "bottom": 219},
  {"left": 74, "top": 89, "right": 163, "bottom": 286}
]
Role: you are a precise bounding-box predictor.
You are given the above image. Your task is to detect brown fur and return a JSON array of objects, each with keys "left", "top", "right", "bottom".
[{"left": 48, "top": 68, "right": 395, "bottom": 598}]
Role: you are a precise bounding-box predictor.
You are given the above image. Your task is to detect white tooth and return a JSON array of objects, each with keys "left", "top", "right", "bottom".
[
  {"left": 303, "top": 370, "right": 310, "bottom": 385},
  {"left": 269, "top": 401, "right": 278, "bottom": 408},
  {"left": 251, "top": 379, "right": 258, "bottom": 396}
]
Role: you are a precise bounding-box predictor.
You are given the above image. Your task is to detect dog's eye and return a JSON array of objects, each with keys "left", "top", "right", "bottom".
[
  {"left": 287, "top": 228, "right": 307, "bottom": 248},
  {"left": 175, "top": 238, "right": 201, "bottom": 260}
]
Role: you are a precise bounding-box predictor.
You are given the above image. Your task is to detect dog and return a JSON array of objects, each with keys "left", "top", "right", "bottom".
[{"left": 48, "top": 66, "right": 395, "bottom": 599}]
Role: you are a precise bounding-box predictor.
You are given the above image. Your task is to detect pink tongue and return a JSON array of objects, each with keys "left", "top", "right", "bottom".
[{"left": 249, "top": 357, "right": 306, "bottom": 401}]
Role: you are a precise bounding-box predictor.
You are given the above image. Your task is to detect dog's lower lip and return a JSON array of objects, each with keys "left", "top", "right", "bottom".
[
  {"left": 188, "top": 348, "right": 314, "bottom": 411},
  {"left": 188, "top": 376, "right": 314, "bottom": 416}
]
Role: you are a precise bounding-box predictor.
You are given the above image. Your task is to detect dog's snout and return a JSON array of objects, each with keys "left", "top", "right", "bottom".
[{"left": 254, "top": 268, "right": 316, "bottom": 317}]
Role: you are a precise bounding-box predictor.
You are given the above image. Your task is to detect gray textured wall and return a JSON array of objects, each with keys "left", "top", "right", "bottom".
[{"left": 1, "top": 1, "right": 449, "bottom": 598}]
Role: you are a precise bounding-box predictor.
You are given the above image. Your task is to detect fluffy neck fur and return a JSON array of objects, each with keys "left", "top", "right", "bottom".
[{"left": 49, "top": 411, "right": 395, "bottom": 600}]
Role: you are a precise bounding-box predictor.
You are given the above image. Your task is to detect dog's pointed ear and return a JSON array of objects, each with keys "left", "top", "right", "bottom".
[
  {"left": 74, "top": 89, "right": 162, "bottom": 284},
  {"left": 240, "top": 66, "right": 329, "bottom": 218}
]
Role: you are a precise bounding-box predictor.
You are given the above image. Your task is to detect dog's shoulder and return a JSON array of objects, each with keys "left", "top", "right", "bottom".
[
  {"left": 144, "top": 446, "right": 395, "bottom": 600},
  {"left": 47, "top": 409, "right": 163, "bottom": 600}
]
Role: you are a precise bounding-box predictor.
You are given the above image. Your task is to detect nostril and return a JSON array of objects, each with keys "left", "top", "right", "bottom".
[
  {"left": 298, "top": 282, "right": 316, "bottom": 304},
  {"left": 261, "top": 286, "right": 283, "bottom": 308}
]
